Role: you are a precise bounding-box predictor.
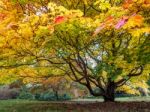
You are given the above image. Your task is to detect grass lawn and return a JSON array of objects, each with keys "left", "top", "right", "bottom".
[{"left": 0, "top": 97, "right": 150, "bottom": 112}]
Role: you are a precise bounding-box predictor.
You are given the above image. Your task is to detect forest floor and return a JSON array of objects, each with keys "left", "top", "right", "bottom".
[{"left": 0, "top": 97, "right": 150, "bottom": 112}]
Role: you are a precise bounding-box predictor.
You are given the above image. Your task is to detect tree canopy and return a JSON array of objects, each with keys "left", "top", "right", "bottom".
[{"left": 0, "top": 0, "right": 149, "bottom": 102}]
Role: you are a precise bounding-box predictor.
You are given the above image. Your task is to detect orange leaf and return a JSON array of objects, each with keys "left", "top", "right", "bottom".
[
  {"left": 122, "top": 0, "right": 133, "bottom": 9},
  {"left": 133, "top": 15, "right": 143, "bottom": 23},
  {"left": 126, "top": 0, "right": 132, "bottom": 4},
  {"left": 105, "top": 16, "right": 113, "bottom": 22},
  {"left": 144, "top": 0, "right": 150, "bottom": 4},
  {"left": 0, "top": 13, "right": 6, "bottom": 21}
]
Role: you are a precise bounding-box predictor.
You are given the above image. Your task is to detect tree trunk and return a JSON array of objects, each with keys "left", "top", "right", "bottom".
[
  {"left": 103, "top": 94, "right": 115, "bottom": 102},
  {"left": 54, "top": 90, "right": 59, "bottom": 100},
  {"left": 103, "top": 79, "right": 115, "bottom": 102}
]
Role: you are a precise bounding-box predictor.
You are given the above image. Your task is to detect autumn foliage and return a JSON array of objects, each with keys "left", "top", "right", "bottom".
[{"left": 0, "top": 0, "right": 149, "bottom": 102}]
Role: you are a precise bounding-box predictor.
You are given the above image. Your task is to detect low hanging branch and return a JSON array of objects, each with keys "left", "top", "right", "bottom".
[{"left": 115, "top": 65, "right": 144, "bottom": 87}]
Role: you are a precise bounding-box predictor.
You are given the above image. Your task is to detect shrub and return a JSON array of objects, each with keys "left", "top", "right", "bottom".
[
  {"left": 35, "top": 91, "right": 71, "bottom": 101},
  {"left": 58, "top": 93, "right": 71, "bottom": 101},
  {"left": 34, "top": 93, "right": 41, "bottom": 100},
  {"left": 10, "top": 88, "right": 20, "bottom": 99},
  {"left": 18, "top": 92, "right": 34, "bottom": 100},
  {"left": 115, "top": 91, "right": 137, "bottom": 97},
  {"left": 0, "top": 85, "right": 19, "bottom": 100},
  {"left": 39, "top": 92, "right": 56, "bottom": 101}
]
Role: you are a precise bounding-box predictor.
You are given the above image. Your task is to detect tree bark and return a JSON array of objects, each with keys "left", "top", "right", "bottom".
[
  {"left": 103, "top": 79, "right": 115, "bottom": 102},
  {"left": 103, "top": 93, "right": 115, "bottom": 102},
  {"left": 54, "top": 90, "right": 59, "bottom": 100}
]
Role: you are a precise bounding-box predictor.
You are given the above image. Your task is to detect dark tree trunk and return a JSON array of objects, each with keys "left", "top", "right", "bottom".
[
  {"left": 103, "top": 94, "right": 115, "bottom": 102},
  {"left": 55, "top": 91, "right": 59, "bottom": 100},
  {"left": 103, "top": 79, "right": 116, "bottom": 102},
  {"left": 54, "top": 90, "right": 59, "bottom": 100}
]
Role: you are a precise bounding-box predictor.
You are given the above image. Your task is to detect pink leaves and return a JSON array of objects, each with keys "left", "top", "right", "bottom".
[
  {"left": 115, "top": 19, "right": 126, "bottom": 29},
  {"left": 93, "top": 16, "right": 114, "bottom": 36},
  {"left": 93, "top": 16, "right": 130, "bottom": 36},
  {"left": 115, "top": 16, "right": 129, "bottom": 29},
  {"left": 93, "top": 24, "right": 105, "bottom": 36}
]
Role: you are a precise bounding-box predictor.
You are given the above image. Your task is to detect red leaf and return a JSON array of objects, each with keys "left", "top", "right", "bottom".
[{"left": 54, "top": 16, "right": 65, "bottom": 24}]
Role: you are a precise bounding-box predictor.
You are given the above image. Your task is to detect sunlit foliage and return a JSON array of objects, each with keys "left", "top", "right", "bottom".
[{"left": 0, "top": 0, "right": 149, "bottom": 102}]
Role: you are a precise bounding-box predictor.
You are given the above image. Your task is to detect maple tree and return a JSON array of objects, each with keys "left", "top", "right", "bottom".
[{"left": 0, "top": 0, "right": 149, "bottom": 102}]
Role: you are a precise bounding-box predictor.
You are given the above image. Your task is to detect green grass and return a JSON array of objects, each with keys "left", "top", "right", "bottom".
[
  {"left": 73, "top": 96, "right": 150, "bottom": 102},
  {"left": 0, "top": 97, "right": 150, "bottom": 112},
  {"left": 116, "top": 96, "right": 150, "bottom": 102},
  {"left": 0, "top": 100, "right": 67, "bottom": 112}
]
